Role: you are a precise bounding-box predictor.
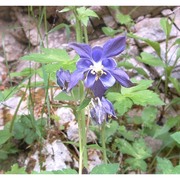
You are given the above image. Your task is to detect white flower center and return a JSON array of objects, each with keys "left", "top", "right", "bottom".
[{"left": 90, "top": 62, "right": 106, "bottom": 80}]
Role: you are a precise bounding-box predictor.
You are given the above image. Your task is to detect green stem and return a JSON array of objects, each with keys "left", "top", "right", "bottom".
[
  {"left": 101, "top": 121, "right": 107, "bottom": 164},
  {"left": 83, "top": 25, "right": 88, "bottom": 44},
  {"left": 77, "top": 109, "right": 88, "bottom": 174},
  {"left": 10, "top": 84, "right": 29, "bottom": 132},
  {"left": 164, "top": 37, "right": 169, "bottom": 103},
  {"left": 73, "top": 9, "right": 83, "bottom": 43}
]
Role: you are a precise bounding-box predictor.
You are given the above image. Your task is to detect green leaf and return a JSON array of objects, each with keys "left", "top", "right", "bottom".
[
  {"left": 117, "top": 13, "right": 133, "bottom": 25},
  {"left": 10, "top": 68, "right": 35, "bottom": 78},
  {"left": 174, "top": 38, "right": 180, "bottom": 45},
  {"left": 171, "top": 132, "right": 180, "bottom": 144},
  {"left": 115, "top": 139, "right": 136, "bottom": 157},
  {"left": 118, "top": 126, "right": 135, "bottom": 141},
  {"left": 116, "top": 138, "right": 151, "bottom": 160},
  {"left": 90, "top": 163, "right": 119, "bottom": 174},
  {"left": 137, "top": 52, "right": 165, "bottom": 67},
  {"left": 21, "top": 48, "right": 71, "bottom": 63},
  {"left": 121, "top": 79, "right": 153, "bottom": 94},
  {"left": 0, "top": 129, "right": 12, "bottom": 146},
  {"left": 0, "top": 150, "right": 8, "bottom": 160},
  {"left": 172, "top": 165, "right": 180, "bottom": 174},
  {"left": 77, "top": 7, "right": 98, "bottom": 26},
  {"left": 156, "top": 157, "right": 174, "bottom": 174},
  {"left": 127, "top": 90, "right": 164, "bottom": 106},
  {"left": 0, "top": 87, "right": 19, "bottom": 102},
  {"left": 154, "top": 116, "right": 179, "bottom": 138},
  {"left": 169, "top": 77, "right": 180, "bottom": 94},
  {"left": 5, "top": 164, "right": 27, "bottom": 174},
  {"left": 54, "top": 92, "right": 74, "bottom": 101},
  {"left": 48, "top": 23, "right": 71, "bottom": 41},
  {"left": 77, "top": 7, "right": 98, "bottom": 18},
  {"left": 114, "top": 97, "right": 133, "bottom": 116},
  {"left": 77, "top": 97, "right": 91, "bottom": 111},
  {"left": 160, "top": 18, "right": 172, "bottom": 39},
  {"left": 104, "top": 121, "right": 119, "bottom": 142},
  {"left": 132, "top": 139, "right": 152, "bottom": 159},
  {"left": 102, "top": 27, "right": 120, "bottom": 37},
  {"left": 125, "top": 158, "right": 147, "bottom": 172},
  {"left": 80, "top": 16, "right": 89, "bottom": 27},
  {"left": 142, "top": 106, "right": 158, "bottom": 128}
]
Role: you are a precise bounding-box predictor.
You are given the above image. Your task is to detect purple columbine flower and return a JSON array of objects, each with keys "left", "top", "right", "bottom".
[
  {"left": 68, "top": 36, "right": 134, "bottom": 98},
  {"left": 90, "top": 97, "right": 116, "bottom": 124},
  {"left": 56, "top": 68, "right": 71, "bottom": 91}
]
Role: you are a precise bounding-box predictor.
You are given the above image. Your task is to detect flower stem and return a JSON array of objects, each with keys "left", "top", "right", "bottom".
[
  {"left": 73, "top": 8, "right": 83, "bottom": 43},
  {"left": 77, "top": 109, "right": 88, "bottom": 174},
  {"left": 83, "top": 25, "right": 88, "bottom": 44},
  {"left": 101, "top": 121, "right": 107, "bottom": 164}
]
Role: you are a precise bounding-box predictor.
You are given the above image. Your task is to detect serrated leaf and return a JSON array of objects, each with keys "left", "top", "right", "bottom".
[
  {"left": 116, "top": 138, "right": 151, "bottom": 160},
  {"left": 137, "top": 52, "right": 165, "bottom": 67},
  {"left": 171, "top": 132, "right": 180, "bottom": 144},
  {"left": 156, "top": 157, "right": 174, "bottom": 174},
  {"left": 106, "top": 92, "right": 121, "bottom": 102},
  {"left": 77, "top": 7, "right": 98, "bottom": 18},
  {"left": 127, "top": 90, "right": 164, "bottom": 106},
  {"left": 21, "top": 48, "right": 70, "bottom": 63},
  {"left": 117, "top": 13, "right": 133, "bottom": 25},
  {"left": 115, "top": 139, "right": 136, "bottom": 157},
  {"left": 77, "top": 7, "right": 98, "bottom": 26},
  {"left": 114, "top": 97, "right": 133, "bottom": 115},
  {"left": 132, "top": 139, "right": 152, "bottom": 159},
  {"left": 90, "top": 163, "right": 119, "bottom": 174},
  {"left": 125, "top": 158, "right": 147, "bottom": 172}
]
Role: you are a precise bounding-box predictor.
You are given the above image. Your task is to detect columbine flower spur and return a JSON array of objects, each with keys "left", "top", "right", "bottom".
[
  {"left": 90, "top": 97, "right": 116, "bottom": 124},
  {"left": 68, "top": 36, "right": 134, "bottom": 98}
]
